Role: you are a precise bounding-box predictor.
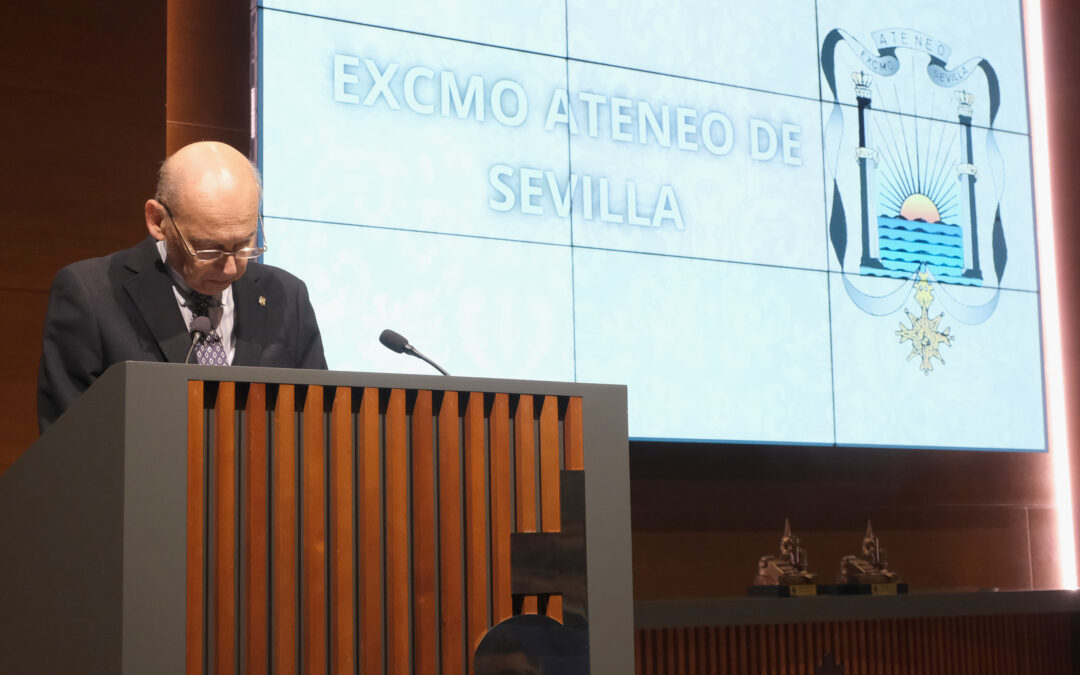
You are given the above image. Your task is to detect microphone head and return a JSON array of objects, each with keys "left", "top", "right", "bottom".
[
  {"left": 190, "top": 316, "right": 213, "bottom": 337},
  {"left": 379, "top": 328, "right": 409, "bottom": 354}
]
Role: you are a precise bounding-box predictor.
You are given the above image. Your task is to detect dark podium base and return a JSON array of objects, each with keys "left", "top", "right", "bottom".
[
  {"left": 820, "top": 582, "right": 909, "bottom": 596},
  {"left": 748, "top": 584, "right": 820, "bottom": 598}
]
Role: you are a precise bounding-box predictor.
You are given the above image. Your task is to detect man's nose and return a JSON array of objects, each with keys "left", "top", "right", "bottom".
[{"left": 221, "top": 254, "right": 238, "bottom": 276}]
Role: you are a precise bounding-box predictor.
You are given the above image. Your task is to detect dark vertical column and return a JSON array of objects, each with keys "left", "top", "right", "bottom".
[
  {"left": 854, "top": 72, "right": 882, "bottom": 270},
  {"left": 957, "top": 91, "right": 982, "bottom": 280}
]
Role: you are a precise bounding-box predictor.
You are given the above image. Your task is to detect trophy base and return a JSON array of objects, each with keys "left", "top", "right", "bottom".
[
  {"left": 820, "top": 582, "right": 909, "bottom": 596},
  {"left": 748, "top": 584, "right": 819, "bottom": 598}
]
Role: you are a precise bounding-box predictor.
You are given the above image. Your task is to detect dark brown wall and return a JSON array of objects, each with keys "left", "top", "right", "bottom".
[
  {"left": 631, "top": 443, "right": 1057, "bottom": 598},
  {"left": 0, "top": 0, "right": 249, "bottom": 473},
  {"left": 165, "top": 0, "right": 251, "bottom": 156},
  {"left": 0, "top": 1, "right": 166, "bottom": 471},
  {"left": 3, "top": 1, "right": 1080, "bottom": 599}
]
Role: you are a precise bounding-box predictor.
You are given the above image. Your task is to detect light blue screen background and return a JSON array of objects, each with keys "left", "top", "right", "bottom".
[{"left": 257, "top": 1, "right": 1046, "bottom": 450}]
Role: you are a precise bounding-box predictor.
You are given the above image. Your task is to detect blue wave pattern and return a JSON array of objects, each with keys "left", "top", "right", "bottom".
[{"left": 860, "top": 216, "right": 982, "bottom": 286}]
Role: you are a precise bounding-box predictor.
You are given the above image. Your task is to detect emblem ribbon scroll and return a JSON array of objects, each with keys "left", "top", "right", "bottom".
[{"left": 820, "top": 27, "right": 1008, "bottom": 326}]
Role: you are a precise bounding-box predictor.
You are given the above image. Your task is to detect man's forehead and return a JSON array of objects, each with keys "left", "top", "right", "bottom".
[
  {"left": 171, "top": 184, "right": 258, "bottom": 222},
  {"left": 187, "top": 226, "right": 258, "bottom": 248},
  {"left": 170, "top": 156, "right": 258, "bottom": 209},
  {"left": 174, "top": 182, "right": 258, "bottom": 215}
]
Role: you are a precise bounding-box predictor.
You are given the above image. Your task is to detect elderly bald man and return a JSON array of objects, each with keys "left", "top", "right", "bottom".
[{"left": 37, "top": 141, "right": 326, "bottom": 431}]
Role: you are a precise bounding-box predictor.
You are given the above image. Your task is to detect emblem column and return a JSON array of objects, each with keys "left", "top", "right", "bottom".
[
  {"left": 956, "top": 90, "right": 982, "bottom": 280},
  {"left": 854, "top": 71, "right": 883, "bottom": 271}
]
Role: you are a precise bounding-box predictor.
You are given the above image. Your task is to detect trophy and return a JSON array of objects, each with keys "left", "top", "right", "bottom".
[
  {"left": 835, "top": 521, "right": 906, "bottom": 594},
  {"left": 751, "top": 519, "right": 818, "bottom": 596}
]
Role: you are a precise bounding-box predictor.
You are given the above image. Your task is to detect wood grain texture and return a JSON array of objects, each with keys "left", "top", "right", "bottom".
[
  {"left": 271, "top": 385, "right": 297, "bottom": 675},
  {"left": 242, "top": 383, "right": 267, "bottom": 675},
  {"left": 564, "top": 396, "right": 584, "bottom": 471},
  {"left": 356, "top": 387, "right": 383, "bottom": 675},
  {"left": 513, "top": 396, "right": 538, "bottom": 533},
  {"left": 513, "top": 395, "right": 538, "bottom": 615},
  {"left": 386, "top": 389, "right": 410, "bottom": 674},
  {"left": 0, "top": 83, "right": 157, "bottom": 283},
  {"left": 329, "top": 387, "right": 354, "bottom": 675},
  {"left": 0, "top": 0, "right": 166, "bottom": 470},
  {"left": 464, "top": 392, "right": 489, "bottom": 662},
  {"left": 165, "top": 0, "right": 250, "bottom": 135},
  {"left": 438, "top": 392, "right": 465, "bottom": 675},
  {"left": 538, "top": 395, "right": 561, "bottom": 534},
  {"left": 186, "top": 381, "right": 205, "bottom": 675},
  {"left": 489, "top": 393, "right": 512, "bottom": 623},
  {"left": 411, "top": 390, "right": 437, "bottom": 675},
  {"left": 301, "top": 385, "right": 327, "bottom": 674},
  {"left": 538, "top": 395, "right": 562, "bottom": 622},
  {"left": 0, "top": 93, "right": 160, "bottom": 464},
  {"left": 213, "top": 382, "right": 237, "bottom": 675},
  {"left": 632, "top": 614, "right": 1075, "bottom": 674}
]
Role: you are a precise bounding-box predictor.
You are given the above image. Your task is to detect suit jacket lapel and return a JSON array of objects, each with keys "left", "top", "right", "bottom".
[
  {"left": 232, "top": 265, "right": 267, "bottom": 366},
  {"left": 122, "top": 238, "right": 192, "bottom": 363}
]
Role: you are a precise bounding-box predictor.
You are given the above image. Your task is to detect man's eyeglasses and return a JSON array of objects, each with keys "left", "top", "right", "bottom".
[{"left": 159, "top": 200, "right": 268, "bottom": 262}]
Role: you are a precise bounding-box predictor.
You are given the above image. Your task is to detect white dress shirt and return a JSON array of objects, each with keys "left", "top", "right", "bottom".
[{"left": 157, "top": 239, "right": 236, "bottom": 363}]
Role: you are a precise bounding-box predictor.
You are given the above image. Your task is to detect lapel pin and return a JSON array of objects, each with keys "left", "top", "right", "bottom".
[{"left": 258, "top": 295, "right": 267, "bottom": 306}]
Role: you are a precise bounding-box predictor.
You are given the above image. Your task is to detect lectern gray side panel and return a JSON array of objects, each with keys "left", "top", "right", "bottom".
[
  {"left": 581, "top": 384, "right": 634, "bottom": 675},
  {"left": 0, "top": 366, "right": 127, "bottom": 675},
  {"left": 120, "top": 364, "right": 190, "bottom": 674}
]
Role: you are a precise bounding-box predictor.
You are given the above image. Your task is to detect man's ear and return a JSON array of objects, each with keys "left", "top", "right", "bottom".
[{"left": 145, "top": 199, "right": 166, "bottom": 241}]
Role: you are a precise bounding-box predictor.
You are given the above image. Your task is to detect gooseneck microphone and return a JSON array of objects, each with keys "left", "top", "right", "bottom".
[
  {"left": 379, "top": 328, "right": 450, "bottom": 376},
  {"left": 186, "top": 316, "right": 213, "bottom": 365}
]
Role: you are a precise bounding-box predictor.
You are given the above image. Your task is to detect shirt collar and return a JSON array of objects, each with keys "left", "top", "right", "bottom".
[{"left": 156, "top": 239, "right": 232, "bottom": 307}]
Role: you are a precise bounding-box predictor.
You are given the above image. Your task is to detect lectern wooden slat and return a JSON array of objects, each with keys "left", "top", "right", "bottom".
[
  {"left": 187, "top": 380, "right": 206, "bottom": 675},
  {"left": 438, "top": 391, "right": 465, "bottom": 675},
  {"left": 0, "top": 363, "right": 632, "bottom": 675},
  {"left": 271, "top": 383, "right": 298, "bottom": 673},
  {"left": 328, "top": 386, "right": 352, "bottom": 675},
  {"left": 411, "top": 389, "right": 436, "bottom": 675},
  {"left": 243, "top": 382, "right": 268, "bottom": 675}
]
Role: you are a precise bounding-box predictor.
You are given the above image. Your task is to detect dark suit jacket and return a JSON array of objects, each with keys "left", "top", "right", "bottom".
[{"left": 38, "top": 237, "right": 327, "bottom": 431}]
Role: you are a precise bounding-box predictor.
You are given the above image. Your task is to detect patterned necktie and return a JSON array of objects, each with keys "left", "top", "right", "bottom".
[{"left": 187, "top": 291, "right": 229, "bottom": 366}]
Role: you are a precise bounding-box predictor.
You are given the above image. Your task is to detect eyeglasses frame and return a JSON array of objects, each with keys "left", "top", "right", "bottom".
[{"left": 158, "top": 199, "right": 268, "bottom": 262}]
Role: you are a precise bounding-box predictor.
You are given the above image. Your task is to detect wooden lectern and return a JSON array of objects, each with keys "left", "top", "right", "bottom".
[{"left": 0, "top": 363, "right": 632, "bottom": 674}]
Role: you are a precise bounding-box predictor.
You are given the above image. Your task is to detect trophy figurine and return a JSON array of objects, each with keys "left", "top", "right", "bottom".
[
  {"left": 753, "top": 519, "right": 817, "bottom": 591},
  {"left": 837, "top": 521, "right": 905, "bottom": 592}
]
